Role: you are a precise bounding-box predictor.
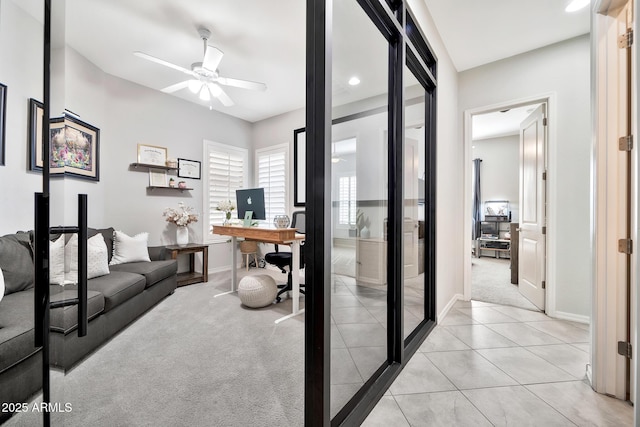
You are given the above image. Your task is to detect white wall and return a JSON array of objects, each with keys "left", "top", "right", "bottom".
[
  {"left": 0, "top": 0, "right": 44, "bottom": 235},
  {"left": 409, "top": 0, "right": 463, "bottom": 318},
  {"left": 459, "top": 35, "right": 591, "bottom": 318},
  {"left": 472, "top": 135, "right": 519, "bottom": 222}
]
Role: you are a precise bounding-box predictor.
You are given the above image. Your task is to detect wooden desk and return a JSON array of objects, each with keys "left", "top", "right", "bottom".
[
  {"left": 165, "top": 243, "right": 209, "bottom": 287},
  {"left": 212, "top": 224, "right": 305, "bottom": 323}
]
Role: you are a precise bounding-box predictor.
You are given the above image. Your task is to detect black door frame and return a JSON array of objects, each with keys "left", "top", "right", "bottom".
[
  {"left": 305, "top": 0, "right": 438, "bottom": 425},
  {"left": 34, "top": 2, "right": 52, "bottom": 425}
]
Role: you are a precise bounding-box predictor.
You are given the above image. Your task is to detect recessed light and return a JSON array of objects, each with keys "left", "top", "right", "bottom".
[
  {"left": 565, "top": 0, "right": 589, "bottom": 12},
  {"left": 348, "top": 76, "right": 361, "bottom": 86}
]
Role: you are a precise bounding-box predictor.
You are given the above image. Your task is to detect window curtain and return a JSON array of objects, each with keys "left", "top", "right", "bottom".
[{"left": 472, "top": 158, "right": 482, "bottom": 240}]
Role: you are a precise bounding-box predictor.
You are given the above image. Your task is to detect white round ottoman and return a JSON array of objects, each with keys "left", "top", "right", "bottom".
[{"left": 238, "top": 274, "right": 277, "bottom": 308}]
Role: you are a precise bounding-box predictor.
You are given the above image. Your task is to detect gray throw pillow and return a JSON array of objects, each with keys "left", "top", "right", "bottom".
[{"left": 0, "top": 232, "right": 35, "bottom": 295}]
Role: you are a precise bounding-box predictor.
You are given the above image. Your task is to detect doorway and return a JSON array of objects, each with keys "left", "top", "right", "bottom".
[{"left": 468, "top": 101, "right": 546, "bottom": 312}]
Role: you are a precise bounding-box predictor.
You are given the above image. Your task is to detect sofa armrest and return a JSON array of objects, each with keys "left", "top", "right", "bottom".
[{"left": 148, "top": 246, "right": 167, "bottom": 261}]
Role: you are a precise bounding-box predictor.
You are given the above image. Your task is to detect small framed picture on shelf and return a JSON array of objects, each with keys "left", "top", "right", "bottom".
[
  {"left": 137, "top": 144, "right": 167, "bottom": 166},
  {"left": 149, "top": 168, "right": 167, "bottom": 187},
  {"left": 177, "top": 158, "right": 201, "bottom": 179}
]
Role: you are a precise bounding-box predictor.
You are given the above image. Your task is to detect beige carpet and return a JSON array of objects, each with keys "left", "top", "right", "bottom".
[{"left": 471, "top": 257, "right": 539, "bottom": 311}]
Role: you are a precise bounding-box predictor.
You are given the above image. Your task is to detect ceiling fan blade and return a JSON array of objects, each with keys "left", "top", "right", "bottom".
[
  {"left": 215, "top": 86, "right": 235, "bottom": 107},
  {"left": 203, "top": 45, "right": 224, "bottom": 71},
  {"left": 161, "top": 80, "right": 191, "bottom": 93},
  {"left": 217, "top": 76, "right": 267, "bottom": 91},
  {"left": 134, "top": 51, "right": 194, "bottom": 76}
]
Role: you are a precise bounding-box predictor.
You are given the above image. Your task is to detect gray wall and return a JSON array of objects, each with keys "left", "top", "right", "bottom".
[
  {"left": 409, "top": 0, "right": 464, "bottom": 317},
  {"left": 1, "top": 0, "right": 466, "bottom": 319},
  {"left": 251, "top": 108, "right": 304, "bottom": 214},
  {"left": 472, "top": 135, "right": 519, "bottom": 222},
  {"left": 64, "top": 48, "right": 253, "bottom": 271},
  {"left": 0, "top": 2, "right": 253, "bottom": 272},
  {"left": 0, "top": 0, "right": 44, "bottom": 235},
  {"left": 459, "top": 35, "right": 591, "bottom": 318}
]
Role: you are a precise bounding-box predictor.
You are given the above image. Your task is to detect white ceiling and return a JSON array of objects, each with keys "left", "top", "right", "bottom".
[
  {"left": 63, "top": 0, "right": 306, "bottom": 123},
  {"left": 472, "top": 104, "right": 541, "bottom": 141},
  {"left": 423, "top": 0, "right": 591, "bottom": 71},
  {"left": 13, "top": 0, "right": 591, "bottom": 123}
]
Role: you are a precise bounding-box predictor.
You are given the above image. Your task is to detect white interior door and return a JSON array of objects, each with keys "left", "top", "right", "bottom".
[
  {"left": 593, "top": 0, "right": 635, "bottom": 401},
  {"left": 404, "top": 138, "right": 419, "bottom": 279},
  {"left": 518, "top": 104, "right": 547, "bottom": 310}
]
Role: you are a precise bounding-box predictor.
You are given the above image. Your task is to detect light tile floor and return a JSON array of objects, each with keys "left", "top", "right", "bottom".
[
  {"left": 363, "top": 300, "right": 634, "bottom": 426},
  {"left": 329, "top": 271, "right": 427, "bottom": 417}
]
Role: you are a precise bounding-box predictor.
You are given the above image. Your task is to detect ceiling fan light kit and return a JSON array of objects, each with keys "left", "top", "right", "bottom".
[
  {"left": 134, "top": 27, "right": 266, "bottom": 108},
  {"left": 199, "top": 85, "right": 211, "bottom": 101},
  {"left": 188, "top": 79, "right": 201, "bottom": 93},
  {"left": 565, "top": 0, "right": 589, "bottom": 12}
]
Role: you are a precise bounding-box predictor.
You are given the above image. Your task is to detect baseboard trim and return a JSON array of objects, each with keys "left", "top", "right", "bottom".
[
  {"left": 554, "top": 310, "right": 590, "bottom": 324},
  {"left": 333, "top": 238, "right": 356, "bottom": 248},
  {"left": 209, "top": 266, "right": 229, "bottom": 275},
  {"left": 438, "top": 293, "right": 463, "bottom": 323}
]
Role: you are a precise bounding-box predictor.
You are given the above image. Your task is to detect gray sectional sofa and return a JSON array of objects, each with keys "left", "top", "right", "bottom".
[{"left": 0, "top": 228, "right": 177, "bottom": 421}]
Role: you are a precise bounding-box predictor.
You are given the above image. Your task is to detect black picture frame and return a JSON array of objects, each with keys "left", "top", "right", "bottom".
[
  {"left": 0, "top": 83, "right": 6, "bottom": 166},
  {"left": 29, "top": 98, "right": 63, "bottom": 176},
  {"left": 29, "top": 98, "right": 100, "bottom": 181},
  {"left": 177, "top": 158, "right": 201, "bottom": 179},
  {"left": 293, "top": 127, "right": 306, "bottom": 206},
  {"left": 62, "top": 114, "right": 100, "bottom": 181}
]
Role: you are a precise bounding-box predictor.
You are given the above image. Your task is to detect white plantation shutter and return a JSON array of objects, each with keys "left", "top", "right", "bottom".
[
  {"left": 339, "top": 175, "right": 357, "bottom": 226},
  {"left": 256, "top": 144, "right": 288, "bottom": 223},
  {"left": 203, "top": 140, "right": 248, "bottom": 243}
]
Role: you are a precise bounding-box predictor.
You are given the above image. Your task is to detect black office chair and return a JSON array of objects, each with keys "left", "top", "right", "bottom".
[{"left": 265, "top": 211, "right": 305, "bottom": 302}]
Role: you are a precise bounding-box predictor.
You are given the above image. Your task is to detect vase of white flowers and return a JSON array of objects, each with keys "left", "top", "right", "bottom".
[
  {"left": 163, "top": 202, "right": 199, "bottom": 245},
  {"left": 216, "top": 200, "right": 236, "bottom": 225},
  {"left": 175, "top": 226, "right": 189, "bottom": 246}
]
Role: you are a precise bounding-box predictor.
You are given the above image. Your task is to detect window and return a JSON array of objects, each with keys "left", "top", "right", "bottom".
[
  {"left": 203, "top": 140, "right": 248, "bottom": 243},
  {"left": 338, "top": 175, "right": 357, "bottom": 226},
  {"left": 256, "top": 144, "right": 288, "bottom": 222}
]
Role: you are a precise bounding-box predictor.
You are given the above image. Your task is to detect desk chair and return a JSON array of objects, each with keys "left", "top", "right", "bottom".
[{"left": 264, "top": 211, "right": 305, "bottom": 302}]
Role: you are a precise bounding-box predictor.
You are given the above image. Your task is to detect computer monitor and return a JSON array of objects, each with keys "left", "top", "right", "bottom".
[{"left": 235, "top": 188, "right": 266, "bottom": 220}]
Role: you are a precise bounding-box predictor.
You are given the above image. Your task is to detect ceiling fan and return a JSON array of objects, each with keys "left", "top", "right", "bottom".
[{"left": 134, "top": 27, "right": 267, "bottom": 108}]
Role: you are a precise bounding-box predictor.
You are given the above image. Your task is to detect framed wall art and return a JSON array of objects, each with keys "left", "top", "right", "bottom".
[
  {"left": 177, "top": 158, "right": 201, "bottom": 179},
  {"left": 148, "top": 168, "right": 168, "bottom": 187},
  {"left": 137, "top": 144, "right": 168, "bottom": 166},
  {"left": 293, "top": 127, "right": 305, "bottom": 206},
  {"left": 29, "top": 99, "right": 100, "bottom": 181},
  {"left": 0, "top": 83, "right": 6, "bottom": 166}
]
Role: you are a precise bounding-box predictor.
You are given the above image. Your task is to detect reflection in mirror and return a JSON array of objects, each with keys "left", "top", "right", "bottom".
[
  {"left": 403, "top": 65, "right": 426, "bottom": 339},
  {"left": 330, "top": 0, "right": 389, "bottom": 418},
  {"left": 0, "top": 0, "right": 45, "bottom": 425}
]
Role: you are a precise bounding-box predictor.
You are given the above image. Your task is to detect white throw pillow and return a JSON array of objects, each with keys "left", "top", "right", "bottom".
[
  {"left": 65, "top": 233, "right": 111, "bottom": 282},
  {"left": 0, "top": 267, "right": 5, "bottom": 303},
  {"left": 109, "top": 231, "right": 150, "bottom": 266},
  {"left": 64, "top": 234, "right": 76, "bottom": 274},
  {"left": 49, "top": 235, "right": 66, "bottom": 285}
]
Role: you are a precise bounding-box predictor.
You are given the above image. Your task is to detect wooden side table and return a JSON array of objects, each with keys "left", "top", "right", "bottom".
[{"left": 165, "top": 243, "right": 209, "bottom": 287}]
